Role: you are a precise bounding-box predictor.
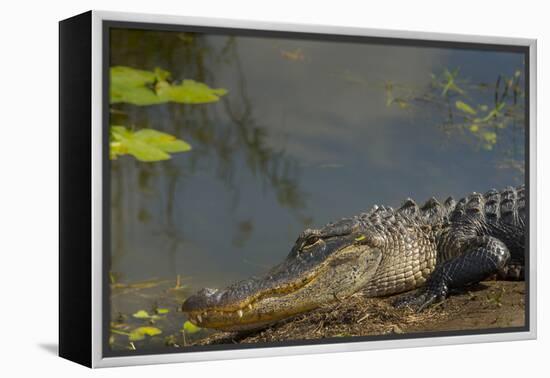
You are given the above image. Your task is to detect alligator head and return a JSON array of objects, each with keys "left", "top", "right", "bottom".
[{"left": 182, "top": 218, "right": 384, "bottom": 331}]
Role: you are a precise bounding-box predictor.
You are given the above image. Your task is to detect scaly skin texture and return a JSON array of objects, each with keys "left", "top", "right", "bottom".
[{"left": 182, "top": 185, "right": 525, "bottom": 330}]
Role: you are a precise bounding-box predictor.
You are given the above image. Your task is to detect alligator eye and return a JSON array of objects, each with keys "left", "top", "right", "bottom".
[{"left": 302, "top": 236, "right": 320, "bottom": 250}]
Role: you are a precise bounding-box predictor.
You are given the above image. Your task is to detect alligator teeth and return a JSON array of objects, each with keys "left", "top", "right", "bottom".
[
  {"left": 237, "top": 309, "right": 244, "bottom": 318},
  {"left": 196, "top": 314, "right": 202, "bottom": 323}
]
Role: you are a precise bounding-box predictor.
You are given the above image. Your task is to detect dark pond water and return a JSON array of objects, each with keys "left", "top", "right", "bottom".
[{"left": 108, "top": 29, "right": 525, "bottom": 350}]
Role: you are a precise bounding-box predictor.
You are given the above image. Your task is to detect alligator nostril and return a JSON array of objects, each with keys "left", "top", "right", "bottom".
[
  {"left": 182, "top": 287, "right": 226, "bottom": 313},
  {"left": 201, "top": 287, "right": 219, "bottom": 297}
]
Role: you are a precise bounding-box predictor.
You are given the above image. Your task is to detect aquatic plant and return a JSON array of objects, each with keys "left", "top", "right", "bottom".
[
  {"left": 110, "top": 66, "right": 228, "bottom": 105},
  {"left": 109, "top": 66, "right": 228, "bottom": 162},
  {"left": 110, "top": 126, "right": 191, "bottom": 162},
  {"left": 343, "top": 65, "right": 525, "bottom": 172}
]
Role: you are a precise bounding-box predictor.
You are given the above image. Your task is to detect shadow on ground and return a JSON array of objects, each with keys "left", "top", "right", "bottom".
[{"left": 38, "top": 343, "right": 58, "bottom": 355}]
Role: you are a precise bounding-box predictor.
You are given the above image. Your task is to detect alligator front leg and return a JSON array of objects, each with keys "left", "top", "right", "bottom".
[{"left": 393, "top": 236, "right": 511, "bottom": 312}]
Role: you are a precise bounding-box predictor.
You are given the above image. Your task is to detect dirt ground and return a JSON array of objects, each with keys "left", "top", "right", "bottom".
[{"left": 192, "top": 280, "right": 526, "bottom": 345}]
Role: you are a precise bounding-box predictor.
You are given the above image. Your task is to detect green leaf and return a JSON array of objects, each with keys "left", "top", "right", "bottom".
[
  {"left": 128, "top": 326, "right": 162, "bottom": 341},
  {"left": 483, "top": 131, "right": 497, "bottom": 144},
  {"left": 156, "top": 308, "right": 170, "bottom": 314},
  {"left": 469, "top": 124, "right": 480, "bottom": 133},
  {"left": 183, "top": 321, "right": 201, "bottom": 334},
  {"left": 132, "top": 310, "right": 150, "bottom": 319},
  {"left": 153, "top": 67, "right": 171, "bottom": 82},
  {"left": 110, "top": 66, "right": 159, "bottom": 105},
  {"left": 115, "top": 137, "right": 170, "bottom": 162},
  {"left": 111, "top": 66, "right": 157, "bottom": 88},
  {"left": 133, "top": 129, "right": 192, "bottom": 153},
  {"left": 110, "top": 126, "right": 191, "bottom": 162},
  {"left": 440, "top": 68, "right": 464, "bottom": 96},
  {"left": 110, "top": 66, "right": 228, "bottom": 105},
  {"left": 157, "top": 80, "right": 228, "bottom": 104},
  {"left": 456, "top": 100, "right": 477, "bottom": 115}
]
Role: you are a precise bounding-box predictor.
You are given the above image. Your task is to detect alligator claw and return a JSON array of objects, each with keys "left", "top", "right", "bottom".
[{"left": 392, "top": 290, "right": 440, "bottom": 312}]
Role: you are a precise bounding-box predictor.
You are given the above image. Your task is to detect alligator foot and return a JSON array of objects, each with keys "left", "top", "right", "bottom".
[
  {"left": 392, "top": 287, "right": 445, "bottom": 312},
  {"left": 497, "top": 262, "right": 524, "bottom": 280}
]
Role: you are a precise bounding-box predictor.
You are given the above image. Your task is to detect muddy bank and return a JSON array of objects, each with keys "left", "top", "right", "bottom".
[{"left": 191, "top": 281, "right": 525, "bottom": 345}]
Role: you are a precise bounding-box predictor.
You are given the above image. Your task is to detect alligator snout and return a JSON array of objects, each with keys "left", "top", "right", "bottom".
[{"left": 182, "top": 287, "right": 223, "bottom": 313}]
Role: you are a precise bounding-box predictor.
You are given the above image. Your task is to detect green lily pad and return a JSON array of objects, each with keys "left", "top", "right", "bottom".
[
  {"left": 128, "top": 326, "right": 162, "bottom": 341},
  {"left": 183, "top": 321, "right": 201, "bottom": 334},
  {"left": 132, "top": 128, "right": 192, "bottom": 153},
  {"left": 132, "top": 310, "right": 150, "bottom": 319},
  {"left": 110, "top": 66, "right": 228, "bottom": 105},
  {"left": 157, "top": 79, "right": 228, "bottom": 104},
  {"left": 483, "top": 131, "right": 497, "bottom": 144},
  {"left": 110, "top": 126, "right": 191, "bottom": 162}
]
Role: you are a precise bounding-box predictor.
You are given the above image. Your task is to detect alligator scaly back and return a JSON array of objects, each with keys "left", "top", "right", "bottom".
[{"left": 393, "top": 185, "right": 525, "bottom": 310}]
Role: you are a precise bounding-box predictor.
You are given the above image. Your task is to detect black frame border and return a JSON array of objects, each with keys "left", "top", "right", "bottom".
[{"left": 59, "top": 11, "right": 93, "bottom": 367}]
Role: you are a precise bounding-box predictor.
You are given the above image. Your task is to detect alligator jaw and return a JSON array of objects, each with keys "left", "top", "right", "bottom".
[{"left": 182, "top": 235, "right": 382, "bottom": 331}]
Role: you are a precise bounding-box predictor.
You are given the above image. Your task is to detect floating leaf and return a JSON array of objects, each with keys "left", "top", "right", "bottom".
[
  {"left": 128, "top": 326, "right": 162, "bottom": 341},
  {"left": 110, "top": 126, "right": 191, "bottom": 162},
  {"left": 482, "top": 131, "right": 497, "bottom": 150},
  {"left": 456, "top": 100, "right": 477, "bottom": 115},
  {"left": 110, "top": 66, "right": 228, "bottom": 105},
  {"left": 483, "top": 131, "right": 497, "bottom": 144},
  {"left": 153, "top": 67, "right": 171, "bottom": 82},
  {"left": 111, "top": 66, "right": 157, "bottom": 88},
  {"left": 469, "top": 124, "right": 480, "bottom": 133},
  {"left": 183, "top": 321, "right": 201, "bottom": 334},
  {"left": 132, "top": 129, "right": 192, "bottom": 153},
  {"left": 156, "top": 308, "right": 170, "bottom": 314},
  {"left": 132, "top": 309, "right": 164, "bottom": 321},
  {"left": 132, "top": 310, "right": 150, "bottom": 319},
  {"left": 110, "top": 66, "right": 159, "bottom": 105},
  {"left": 158, "top": 80, "right": 228, "bottom": 104}
]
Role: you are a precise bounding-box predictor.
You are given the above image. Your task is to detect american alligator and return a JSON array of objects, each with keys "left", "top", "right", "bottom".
[{"left": 182, "top": 185, "right": 526, "bottom": 331}]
